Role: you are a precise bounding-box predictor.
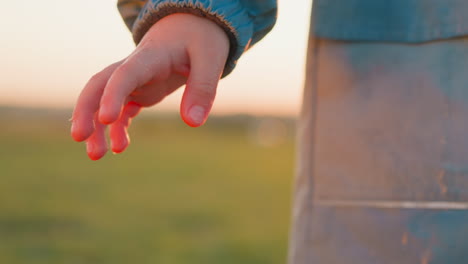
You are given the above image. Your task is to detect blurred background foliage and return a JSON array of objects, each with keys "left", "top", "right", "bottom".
[{"left": 0, "top": 107, "right": 295, "bottom": 264}]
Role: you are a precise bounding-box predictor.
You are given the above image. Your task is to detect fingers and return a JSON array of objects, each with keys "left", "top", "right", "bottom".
[
  {"left": 107, "top": 74, "right": 184, "bottom": 155},
  {"left": 180, "top": 46, "right": 227, "bottom": 127},
  {"left": 98, "top": 49, "right": 171, "bottom": 124},
  {"left": 82, "top": 103, "right": 140, "bottom": 160},
  {"left": 86, "top": 113, "right": 108, "bottom": 161},
  {"left": 109, "top": 102, "right": 141, "bottom": 153},
  {"left": 71, "top": 61, "right": 122, "bottom": 142}
]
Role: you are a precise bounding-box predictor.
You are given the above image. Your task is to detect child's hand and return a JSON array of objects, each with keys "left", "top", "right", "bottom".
[{"left": 71, "top": 13, "right": 230, "bottom": 160}]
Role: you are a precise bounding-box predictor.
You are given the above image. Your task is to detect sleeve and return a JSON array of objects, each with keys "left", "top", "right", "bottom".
[{"left": 117, "top": 0, "right": 278, "bottom": 77}]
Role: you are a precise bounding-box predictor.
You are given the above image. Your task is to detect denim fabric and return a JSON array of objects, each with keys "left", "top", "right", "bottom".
[
  {"left": 117, "top": 0, "right": 277, "bottom": 77},
  {"left": 288, "top": 35, "right": 468, "bottom": 264},
  {"left": 313, "top": 0, "right": 468, "bottom": 42}
]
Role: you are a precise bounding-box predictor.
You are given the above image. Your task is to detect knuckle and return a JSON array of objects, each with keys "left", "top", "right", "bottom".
[
  {"left": 191, "top": 80, "right": 217, "bottom": 98},
  {"left": 192, "top": 78, "right": 218, "bottom": 90},
  {"left": 129, "top": 55, "right": 150, "bottom": 74},
  {"left": 115, "top": 62, "right": 131, "bottom": 75},
  {"left": 88, "top": 73, "right": 103, "bottom": 84}
]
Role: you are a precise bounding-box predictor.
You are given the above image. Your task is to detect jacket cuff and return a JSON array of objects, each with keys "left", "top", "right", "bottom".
[{"left": 132, "top": 0, "right": 254, "bottom": 77}]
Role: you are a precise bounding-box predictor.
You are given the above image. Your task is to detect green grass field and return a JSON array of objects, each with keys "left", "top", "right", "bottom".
[{"left": 0, "top": 107, "right": 295, "bottom": 264}]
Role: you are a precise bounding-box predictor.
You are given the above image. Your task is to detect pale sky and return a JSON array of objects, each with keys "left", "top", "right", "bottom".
[{"left": 0, "top": 0, "right": 311, "bottom": 116}]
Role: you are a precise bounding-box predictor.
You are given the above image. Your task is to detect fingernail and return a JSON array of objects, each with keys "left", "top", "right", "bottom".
[{"left": 188, "top": 105, "right": 205, "bottom": 125}]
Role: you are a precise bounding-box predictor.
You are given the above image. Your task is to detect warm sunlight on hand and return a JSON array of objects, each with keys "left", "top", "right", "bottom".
[{"left": 71, "top": 13, "right": 230, "bottom": 160}]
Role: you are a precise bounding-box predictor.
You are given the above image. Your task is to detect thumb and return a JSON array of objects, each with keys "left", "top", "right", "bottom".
[{"left": 180, "top": 47, "right": 228, "bottom": 127}]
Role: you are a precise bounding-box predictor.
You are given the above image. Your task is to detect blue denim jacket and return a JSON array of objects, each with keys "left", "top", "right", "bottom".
[
  {"left": 313, "top": 0, "right": 468, "bottom": 43},
  {"left": 117, "top": 0, "right": 468, "bottom": 74}
]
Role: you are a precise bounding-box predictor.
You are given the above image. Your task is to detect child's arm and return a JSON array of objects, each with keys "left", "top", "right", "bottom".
[
  {"left": 118, "top": 0, "right": 278, "bottom": 76},
  {"left": 71, "top": 1, "right": 277, "bottom": 161}
]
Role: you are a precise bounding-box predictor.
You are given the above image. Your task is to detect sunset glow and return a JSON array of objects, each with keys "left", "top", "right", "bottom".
[{"left": 0, "top": 0, "right": 311, "bottom": 116}]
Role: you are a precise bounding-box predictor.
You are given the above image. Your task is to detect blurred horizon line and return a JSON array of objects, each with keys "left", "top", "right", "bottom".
[{"left": 0, "top": 103, "right": 299, "bottom": 118}]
